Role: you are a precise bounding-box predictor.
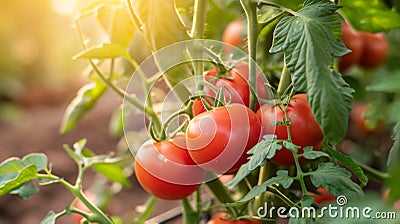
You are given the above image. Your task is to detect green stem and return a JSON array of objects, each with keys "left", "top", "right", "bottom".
[
  {"left": 267, "top": 186, "right": 298, "bottom": 208},
  {"left": 241, "top": 0, "right": 259, "bottom": 111},
  {"left": 277, "top": 65, "right": 291, "bottom": 95},
  {"left": 37, "top": 174, "right": 113, "bottom": 224},
  {"left": 190, "top": 0, "right": 209, "bottom": 39},
  {"left": 358, "top": 163, "right": 389, "bottom": 182},
  {"left": 206, "top": 178, "right": 239, "bottom": 216}
]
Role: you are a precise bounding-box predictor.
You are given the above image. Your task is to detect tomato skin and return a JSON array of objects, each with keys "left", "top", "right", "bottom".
[
  {"left": 203, "top": 61, "right": 268, "bottom": 111},
  {"left": 348, "top": 103, "right": 384, "bottom": 141},
  {"left": 186, "top": 104, "right": 262, "bottom": 174},
  {"left": 134, "top": 135, "right": 205, "bottom": 200},
  {"left": 192, "top": 97, "right": 212, "bottom": 116},
  {"left": 311, "top": 188, "right": 336, "bottom": 205},
  {"left": 207, "top": 212, "right": 260, "bottom": 224},
  {"left": 359, "top": 32, "right": 388, "bottom": 69},
  {"left": 339, "top": 22, "right": 362, "bottom": 72},
  {"left": 256, "top": 94, "right": 323, "bottom": 166},
  {"left": 222, "top": 19, "right": 246, "bottom": 53}
]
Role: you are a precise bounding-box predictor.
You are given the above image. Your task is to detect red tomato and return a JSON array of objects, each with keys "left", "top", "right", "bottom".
[
  {"left": 348, "top": 103, "right": 385, "bottom": 141},
  {"left": 339, "top": 22, "right": 362, "bottom": 72},
  {"left": 311, "top": 188, "right": 336, "bottom": 205},
  {"left": 359, "top": 32, "right": 388, "bottom": 69},
  {"left": 134, "top": 135, "right": 205, "bottom": 200},
  {"left": 186, "top": 104, "right": 262, "bottom": 174},
  {"left": 222, "top": 19, "right": 246, "bottom": 53},
  {"left": 203, "top": 61, "right": 269, "bottom": 111},
  {"left": 192, "top": 97, "right": 212, "bottom": 116},
  {"left": 256, "top": 94, "right": 323, "bottom": 166},
  {"left": 207, "top": 212, "right": 260, "bottom": 224}
]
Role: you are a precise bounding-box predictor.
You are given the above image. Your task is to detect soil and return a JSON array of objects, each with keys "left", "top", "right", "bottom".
[{"left": 0, "top": 88, "right": 184, "bottom": 224}]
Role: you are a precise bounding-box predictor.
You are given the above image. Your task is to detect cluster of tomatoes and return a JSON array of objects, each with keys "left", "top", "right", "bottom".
[
  {"left": 133, "top": 60, "right": 325, "bottom": 222},
  {"left": 339, "top": 22, "right": 388, "bottom": 72}
]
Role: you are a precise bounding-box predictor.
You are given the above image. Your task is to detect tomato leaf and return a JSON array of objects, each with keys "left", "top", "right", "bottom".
[
  {"left": 248, "top": 135, "right": 282, "bottom": 169},
  {"left": 40, "top": 210, "right": 56, "bottom": 224},
  {"left": 323, "top": 144, "right": 368, "bottom": 186},
  {"left": 97, "top": 3, "right": 136, "bottom": 47},
  {"left": 340, "top": 0, "right": 400, "bottom": 33},
  {"left": 282, "top": 140, "right": 299, "bottom": 153},
  {"left": 73, "top": 43, "right": 133, "bottom": 62},
  {"left": 309, "top": 162, "right": 363, "bottom": 198},
  {"left": 232, "top": 170, "right": 293, "bottom": 205},
  {"left": 227, "top": 135, "right": 281, "bottom": 187},
  {"left": 302, "top": 146, "right": 329, "bottom": 160},
  {"left": 270, "top": 0, "right": 353, "bottom": 145},
  {"left": 10, "top": 180, "right": 39, "bottom": 200},
  {"left": 59, "top": 80, "right": 107, "bottom": 133},
  {"left": 0, "top": 165, "right": 37, "bottom": 197},
  {"left": 387, "top": 123, "right": 400, "bottom": 171},
  {"left": 82, "top": 149, "right": 131, "bottom": 188},
  {"left": 109, "top": 105, "right": 124, "bottom": 137},
  {"left": 366, "top": 72, "right": 400, "bottom": 94}
]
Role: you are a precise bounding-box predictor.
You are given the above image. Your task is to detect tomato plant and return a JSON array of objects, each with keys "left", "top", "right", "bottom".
[
  {"left": 186, "top": 103, "right": 262, "bottom": 174},
  {"left": 207, "top": 212, "right": 260, "bottom": 224},
  {"left": 256, "top": 94, "right": 323, "bottom": 165},
  {"left": 134, "top": 135, "right": 205, "bottom": 200}
]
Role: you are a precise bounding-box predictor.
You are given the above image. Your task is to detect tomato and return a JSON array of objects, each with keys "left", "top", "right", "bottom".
[
  {"left": 339, "top": 22, "right": 362, "bottom": 72},
  {"left": 256, "top": 94, "right": 323, "bottom": 166},
  {"left": 192, "top": 97, "right": 212, "bottom": 116},
  {"left": 359, "top": 32, "right": 388, "bottom": 69},
  {"left": 134, "top": 135, "right": 205, "bottom": 200},
  {"left": 348, "top": 103, "right": 385, "bottom": 141},
  {"left": 203, "top": 61, "right": 269, "bottom": 111},
  {"left": 186, "top": 103, "right": 262, "bottom": 174},
  {"left": 311, "top": 188, "right": 336, "bottom": 205},
  {"left": 207, "top": 212, "right": 260, "bottom": 224},
  {"left": 222, "top": 19, "right": 246, "bottom": 53}
]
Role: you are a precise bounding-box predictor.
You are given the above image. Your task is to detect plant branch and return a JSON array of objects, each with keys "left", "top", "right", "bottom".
[{"left": 241, "top": 0, "right": 259, "bottom": 111}]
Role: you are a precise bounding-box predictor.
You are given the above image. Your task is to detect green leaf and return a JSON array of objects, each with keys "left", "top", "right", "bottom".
[
  {"left": 233, "top": 170, "right": 293, "bottom": 205},
  {"left": 309, "top": 162, "right": 363, "bottom": 198},
  {"left": 97, "top": 3, "right": 136, "bottom": 47},
  {"left": 59, "top": 80, "right": 107, "bottom": 133},
  {"left": 388, "top": 101, "right": 400, "bottom": 123},
  {"left": 282, "top": 140, "right": 299, "bottom": 153},
  {"left": 249, "top": 135, "right": 281, "bottom": 170},
  {"left": 227, "top": 135, "right": 281, "bottom": 187},
  {"left": 302, "top": 146, "right": 329, "bottom": 160},
  {"left": 73, "top": 43, "right": 133, "bottom": 62},
  {"left": 10, "top": 180, "right": 39, "bottom": 200},
  {"left": 63, "top": 144, "right": 82, "bottom": 166},
  {"left": 134, "top": 0, "right": 190, "bottom": 50},
  {"left": 300, "top": 194, "right": 315, "bottom": 207},
  {"left": 40, "top": 210, "right": 57, "bottom": 224},
  {"left": 22, "top": 153, "right": 48, "bottom": 172},
  {"left": 388, "top": 123, "right": 400, "bottom": 171},
  {"left": 82, "top": 149, "right": 131, "bottom": 187},
  {"left": 366, "top": 73, "right": 400, "bottom": 94},
  {"left": 0, "top": 165, "right": 37, "bottom": 197},
  {"left": 340, "top": 0, "right": 400, "bottom": 33},
  {"left": 323, "top": 144, "right": 368, "bottom": 186},
  {"left": 270, "top": 0, "right": 353, "bottom": 145}
]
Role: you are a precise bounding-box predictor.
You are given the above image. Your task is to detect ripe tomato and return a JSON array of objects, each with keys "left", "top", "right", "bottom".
[
  {"left": 186, "top": 103, "right": 262, "bottom": 174},
  {"left": 222, "top": 19, "right": 246, "bottom": 53},
  {"left": 134, "top": 135, "right": 205, "bottom": 200},
  {"left": 207, "top": 212, "right": 260, "bottom": 224},
  {"left": 203, "top": 61, "right": 269, "bottom": 111},
  {"left": 359, "top": 32, "right": 388, "bottom": 69},
  {"left": 348, "top": 103, "right": 385, "bottom": 141},
  {"left": 311, "top": 188, "right": 336, "bottom": 205},
  {"left": 192, "top": 97, "right": 212, "bottom": 116},
  {"left": 339, "top": 22, "right": 362, "bottom": 72},
  {"left": 256, "top": 94, "right": 323, "bottom": 166}
]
